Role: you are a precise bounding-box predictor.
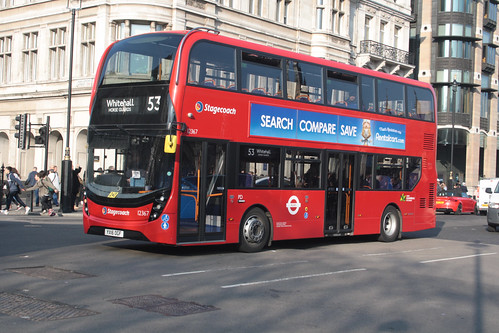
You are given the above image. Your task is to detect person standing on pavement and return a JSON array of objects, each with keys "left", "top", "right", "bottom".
[
  {"left": 24, "top": 171, "right": 58, "bottom": 216},
  {"left": 48, "top": 166, "right": 61, "bottom": 206},
  {"left": 26, "top": 166, "right": 39, "bottom": 207},
  {"left": 72, "top": 165, "right": 83, "bottom": 211},
  {"left": 1, "top": 166, "right": 30, "bottom": 215}
]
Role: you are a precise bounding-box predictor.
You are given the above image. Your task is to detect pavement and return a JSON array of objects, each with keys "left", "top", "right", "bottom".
[
  {"left": 1, "top": 191, "right": 83, "bottom": 223},
  {"left": 0, "top": 202, "right": 83, "bottom": 223}
]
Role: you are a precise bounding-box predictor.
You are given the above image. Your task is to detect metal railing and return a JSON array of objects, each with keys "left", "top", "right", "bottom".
[{"left": 359, "top": 40, "right": 410, "bottom": 65}]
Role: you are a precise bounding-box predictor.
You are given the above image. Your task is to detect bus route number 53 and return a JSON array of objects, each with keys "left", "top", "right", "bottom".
[{"left": 147, "top": 96, "right": 161, "bottom": 112}]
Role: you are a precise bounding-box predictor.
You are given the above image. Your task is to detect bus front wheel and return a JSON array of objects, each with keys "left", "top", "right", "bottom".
[
  {"left": 239, "top": 208, "right": 270, "bottom": 253},
  {"left": 379, "top": 206, "right": 401, "bottom": 242}
]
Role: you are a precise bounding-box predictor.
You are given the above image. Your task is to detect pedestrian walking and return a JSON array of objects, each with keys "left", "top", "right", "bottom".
[
  {"left": 48, "top": 166, "right": 61, "bottom": 206},
  {"left": 24, "top": 171, "right": 58, "bottom": 216},
  {"left": 1, "top": 166, "right": 30, "bottom": 215},
  {"left": 26, "top": 166, "right": 39, "bottom": 206}
]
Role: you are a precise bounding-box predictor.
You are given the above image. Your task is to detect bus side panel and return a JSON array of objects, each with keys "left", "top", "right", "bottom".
[
  {"left": 226, "top": 190, "right": 325, "bottom": 242},
  {"left": 353, "top": 191, "right": 428, "bottom": 235}
]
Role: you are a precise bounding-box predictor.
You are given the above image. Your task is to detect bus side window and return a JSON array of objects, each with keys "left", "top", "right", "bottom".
[
  {"left": 284, "top": 150, "right": 321, "bottom": 189},
  {"left": 359, "top": 154, "right": 373, "bottom": 189},
  {"left": 238, "top": 145, "right": 280, "bottom": 188},
  {"left": 405, "top": 157, "right": 421, "bottom": 190},
  {"left": 377, "top": 79, "right": 405, "bottom": 116},
  {"left": 360, "top": 76, "right": 375, "bottom": 112},
  {"left": 326, "top": 69, "right": 358, "bottom": 109},
  {"left": 286, "top": 60, "right": 322, "bottom": 103},
  {"left": 188, "top": 41, "right": 236, "bottom": 90},
  {"left": 241, "top": 52, "right": 282, "bottom": 97},
  {"left": 406, "top": 86, "right": 435, "bottom": 121}
]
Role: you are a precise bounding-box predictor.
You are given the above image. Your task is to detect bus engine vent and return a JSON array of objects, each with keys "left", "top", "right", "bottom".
[
  {"left": 423, "top": 133, "right": 435, "bottom": 150},
  {"left": 419, "top": 197, "right": 427, "bottom": 209},
  {"left": 428, "top": 183, "right": 436, "bottom": 208}
]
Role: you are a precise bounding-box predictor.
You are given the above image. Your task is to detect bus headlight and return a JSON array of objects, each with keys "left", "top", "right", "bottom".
[
  {"left": 149, "top": 192, "right": 168, "bottom": 221},
  {"left": 82, "top": 187, "right": 90, "bottom": 216}
]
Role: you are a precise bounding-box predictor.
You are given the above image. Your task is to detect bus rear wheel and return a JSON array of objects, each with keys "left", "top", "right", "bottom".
[
  {"left": 239, "top": 208, "right": 270, "bottom": 253},
  {"left": 379, "top": 206, "right": 400, "bottom": 242}
]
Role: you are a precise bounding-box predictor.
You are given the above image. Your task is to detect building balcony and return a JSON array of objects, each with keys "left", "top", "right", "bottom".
[
  {"left": 437, "top": 112, "right": 471, "bottom": 128},
  {"left": 481, "top": 117, "right": 490, "bottom": 131},
  {"left": 357, "top": 40, "right": 414, "bottom": 77}
]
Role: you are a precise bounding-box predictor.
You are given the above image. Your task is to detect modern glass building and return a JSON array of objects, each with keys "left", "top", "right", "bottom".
[{"left": 411, "top": 0, "right": 499, "bottom": 192}]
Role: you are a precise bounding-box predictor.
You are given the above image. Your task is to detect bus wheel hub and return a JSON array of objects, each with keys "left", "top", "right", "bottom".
[{"left": 243, "top": 216, "right": 264, "bottom": 243}]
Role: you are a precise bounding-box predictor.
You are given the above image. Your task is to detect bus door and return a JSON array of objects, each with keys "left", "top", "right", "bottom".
[
  {"left": 325, "top": 152, "right": 355, "bottom": 234},
  {"left": 178, "top": 139, "right": 226, "bottom": 243}
]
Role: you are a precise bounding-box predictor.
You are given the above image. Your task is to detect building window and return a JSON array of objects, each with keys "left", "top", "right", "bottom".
[
  {"left": 332, "top": 0, "right": 345, "bottom": 35},
  {"left": 49, "top": 28, "right": 66, "bottom": 79},
  {"left": 316, "top": 0, "right": 324, "bottom": 30},
  {"left": 365, "top": 16, "right": 371, "bottom": 40},
  {"left": 81, "top": 22, "right": 95, "bottom": 76},
  {"left": 485, "top": 1, "right": 498, "bottom": 22},
  {"left": 114, "top": 21, "right": 167, "bottom": 40},
  {"left": 0, "top": 36, "right": 12, "bottom": 84},
  {"left": 394, "top": 26, "right": 400, "bottom": 49},
  {"left": 440, "top": 0, "right": 472, "bottom": 13},
  {"left": 483, "top": 45, "right": 496, "bottom": 66},
  {"left": 480, "top": 91, "right": 490, "bottom": 119},
  {"left": 380, "top": 21, "right": 387, "bottom": 44},
  {"left": 23, "top": 32, "right": 38, "bottom": 82},
  {"left": 438, "top": 40, "right": 472, "bottom": 59},
  {"left": 131, "top": 23, "right": 150, "bottom": 36},
  {"left": 436, "top": 85, "right": 472, "bottom": 114},
  {"left": 438, "top": 23, "right": 473, "bottom": 37}
]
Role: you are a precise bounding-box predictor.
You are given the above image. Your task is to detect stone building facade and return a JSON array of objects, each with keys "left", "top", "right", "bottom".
[{"left": 0, "top": 0, "right": 413, "bottom": 177}]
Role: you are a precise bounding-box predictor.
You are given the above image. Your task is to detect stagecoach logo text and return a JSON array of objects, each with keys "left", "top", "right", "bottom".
[
  {"left": 106, "top": 98, "right": 136, "bottom": 113},
  {"left": 195, "top": 101, "right": 237, "bottom": 115},
  {"left": 102, "top": 207, "right": 130, "bottom": 216}
]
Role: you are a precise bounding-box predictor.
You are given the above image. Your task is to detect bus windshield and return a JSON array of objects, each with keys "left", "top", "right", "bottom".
[
  {"left": 86, "top": 128, "right": 175, "bottom": 198},
  {"left": 100, "top": 33, "right": 183, "bottom": 86}
]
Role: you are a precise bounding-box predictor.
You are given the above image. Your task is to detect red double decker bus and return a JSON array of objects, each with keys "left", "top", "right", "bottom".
[{"left": 83, "top": 27, "right": 436, "bottom": 252}]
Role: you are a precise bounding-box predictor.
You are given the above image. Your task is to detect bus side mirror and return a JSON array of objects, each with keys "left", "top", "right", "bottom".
[
  {"left": 164, "top": 135, "right": 177, "bottom": 153},
  {"left": 486, "top": 188, "right": 492, "bottom": 194}
]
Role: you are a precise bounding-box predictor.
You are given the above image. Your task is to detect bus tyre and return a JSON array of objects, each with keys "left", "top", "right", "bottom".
[
  {"left": 379, "top": 206, "right": 400, "bottom": 242},
  {"left": 239, "top": 208, "right": 270, "bottom": 253}
]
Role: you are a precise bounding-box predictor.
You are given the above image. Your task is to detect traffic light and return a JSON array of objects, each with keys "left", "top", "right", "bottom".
[
  {"left": 35, "top": 125, "right": 48, "bottom": 146},
  {"left": 14, "top": 114, "right": 27, "bottom": 149}
]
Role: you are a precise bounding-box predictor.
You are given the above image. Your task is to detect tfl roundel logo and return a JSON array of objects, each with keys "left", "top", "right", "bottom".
[
  {"left": 195, "top": 101, "right": 203, "bottom": 113},
  {"left": 102, "top": 207, "right": 107, "bottom": 215}
]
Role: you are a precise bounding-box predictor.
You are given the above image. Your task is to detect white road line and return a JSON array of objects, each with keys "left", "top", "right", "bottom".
[
  {"left": 363, "top": 247, "right": 443, "bottom": 257},
  {"left": 420, "top": 252, "right": 497, "bottom": 264},
  {"left": 220, "top": 268, "right": 367, "bottom": 289},
  {"left": 162, "top": 260, "right": 309, "bottom": 277}
]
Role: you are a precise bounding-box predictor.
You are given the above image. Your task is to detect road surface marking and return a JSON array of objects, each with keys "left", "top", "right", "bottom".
[
  {"left": 221, "top": 268, "right": 366, "bottom": 289},
  {"left": 420, "top": 252, "right": 497, "bottom": 264}
]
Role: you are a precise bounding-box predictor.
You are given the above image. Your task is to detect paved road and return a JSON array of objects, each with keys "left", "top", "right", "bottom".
[{"left": 0, "top": 211, "right": 498, "bottom": 332}]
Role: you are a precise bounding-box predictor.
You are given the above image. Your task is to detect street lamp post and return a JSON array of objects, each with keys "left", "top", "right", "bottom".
[
  {"left": 61, "top": 0, "right": 81, "bottom": 213},
  {"left": 449, "top": 79, "right": 458, "bottom": 187}
]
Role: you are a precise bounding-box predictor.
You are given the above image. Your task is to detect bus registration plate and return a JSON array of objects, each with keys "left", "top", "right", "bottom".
[{"left": 105, "top": 228, "right": 124, "bottom": 238}]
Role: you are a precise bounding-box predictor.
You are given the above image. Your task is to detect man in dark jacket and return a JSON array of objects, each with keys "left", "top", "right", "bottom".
[
  {"left": 1, "top": 166, "right": 29, "bottom": 215},
  {"left": 26, "top": 167, "right": 39, "bottom": 206}
]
